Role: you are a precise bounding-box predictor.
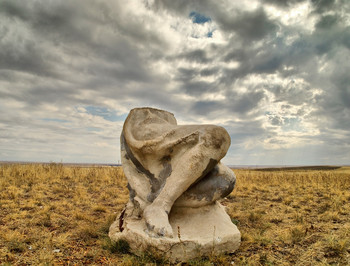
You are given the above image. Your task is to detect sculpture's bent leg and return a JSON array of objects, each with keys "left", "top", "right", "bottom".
[
  {"left": 174, "top": 163, "right": 236, "bottom": 207},
  {"left": 143, "top": 125, "right": 231, "bottom": 238}
]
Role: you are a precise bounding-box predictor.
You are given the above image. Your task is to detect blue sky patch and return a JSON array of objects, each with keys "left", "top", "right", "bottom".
[
  {"left": 189, "top": 11, "right": 211, "bottom": 24},
  {"left": 84, "top": 106, "right": 127, "bottom": 122},
  {"left": 282, "top": 117, "right": 302, "bottom": 131}
]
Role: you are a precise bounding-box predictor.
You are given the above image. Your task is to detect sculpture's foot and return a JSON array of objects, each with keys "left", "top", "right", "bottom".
[{"left": 144, "top": 204, "right": 173, "bottom": 238}]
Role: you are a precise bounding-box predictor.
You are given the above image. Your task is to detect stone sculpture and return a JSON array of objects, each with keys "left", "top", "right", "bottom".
[{"left": 109, "top": 107, "right": 240, "bottom": 262}]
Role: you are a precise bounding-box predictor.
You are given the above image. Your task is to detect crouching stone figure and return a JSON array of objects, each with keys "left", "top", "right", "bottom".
[{"left": 109, "top": 107, "right": 240, "bottom": 262}]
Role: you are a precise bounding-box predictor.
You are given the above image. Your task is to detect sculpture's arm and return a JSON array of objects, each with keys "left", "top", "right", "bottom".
[
  {"left": 141, "top": 130, "right": 200, "bottom": 154},
  {"left": 124, "top": 125, "right": 201, "bottom": 155}
]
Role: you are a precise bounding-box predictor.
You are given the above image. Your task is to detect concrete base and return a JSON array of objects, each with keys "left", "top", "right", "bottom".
[{"left": 109, "top": 202, "right": 241, "bottom": 262}]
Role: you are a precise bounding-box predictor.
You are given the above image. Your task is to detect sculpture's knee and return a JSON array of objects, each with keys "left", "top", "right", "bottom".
[
  {"left": 200, "top": 126, "right": 231, "bottom": 158},
  {"left": 174, "top": 164, "right": 236, "bottom": 207},
  {"left": 205, "top": 165, "right": 235, "bottom": 200}
]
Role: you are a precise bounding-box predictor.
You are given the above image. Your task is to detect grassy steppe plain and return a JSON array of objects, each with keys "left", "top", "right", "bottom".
[{"left": 0, "top": 164, "right": 349, "bottom": 265}]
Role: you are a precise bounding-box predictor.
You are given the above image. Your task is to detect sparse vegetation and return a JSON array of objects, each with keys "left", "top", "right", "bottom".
[
  {"left": 0, "top": 163, "right": 128, "bottom": 265},
  {"left": 1, "top": 163, "right": 349, "bottom": 265},
  {"left": 226, "top": 167, "right": 350, "bottom": 265}
]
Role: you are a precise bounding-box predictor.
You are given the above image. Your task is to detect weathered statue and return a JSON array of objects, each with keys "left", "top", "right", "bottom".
[{"left": 109, "top": 107, "right": 240, "bottom": 262}]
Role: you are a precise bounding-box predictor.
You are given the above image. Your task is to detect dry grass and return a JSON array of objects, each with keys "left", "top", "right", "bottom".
[
  {"left": 0, "top": 164, "right": 349, "bottom": 265},
  {"left": 0, "top": 163, "right": 129, "bottom": 265},
  {"left": 225, "top": 167, "right": 350, "bottom": 265}
]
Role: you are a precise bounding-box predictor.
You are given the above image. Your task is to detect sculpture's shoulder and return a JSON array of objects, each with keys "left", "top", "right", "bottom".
[
  {"left": 129, "top": 107, "right": 174, "bottom": 115},
  {"left": 127, "top": 107, "right": 176, "bottom": 124},
  {"left": 125, "top": 107, "right": 177, "bottom": 129},
  {"left": 123, "top": 107, "right": 178, "bottom": 142}
]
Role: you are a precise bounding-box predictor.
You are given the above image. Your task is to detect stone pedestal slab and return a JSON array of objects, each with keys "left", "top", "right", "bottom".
[{"left": 109, "top": 202, "right": 240, "bottom": 262}]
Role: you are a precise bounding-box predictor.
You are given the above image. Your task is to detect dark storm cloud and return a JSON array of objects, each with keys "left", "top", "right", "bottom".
[
  {"left": 234, "top": 90, "right": 265, "bottom": 114},
  {"left": 336, "top": 76, "right": 350, "bottom": 109},
  {"left": 223, "top": 48, "right": 249, "bottom": 63},
  {"left": 0, "top": 0, "right": 161, "bottom": 78},
  {"left": 0, "top": 38, "right": 57, "bottom": 77},
  {"left": 189, "top": 87, "right": 266, "bottom": 118},
  {"left": 200, "top": 67, "right": 220, "bottom": 77},
  {"left": 262, "top": 0, "right": 307, "bottom": 7},
  {"left": 2, "top": 83, "right": 77, "bottom": 107},
  {"left": 312, "top": 65, "right": 350, "bottom": 133},
  {"left": 311, "top": 0, "right": 336, "bottom": 13},
  {"left": 219, "top": 43, "right": 286, "bottom": 85},
  {"left": 0, "top": 1, "right": 93, "bottom": 50},
  {"left": 179, "top": 49, "right": 210, "bottom": 64},
  {"left": 0, "top": 0, "right": 168, "bottom": 110},
  {"left": 0, "top": 1, "right": 73, "bottom": 27},
  {"left": 151, "top": 0, "right": 194, "bottom": 14},
  {"left": 191, "top": 101, "right": 221, "bottom": 115},
  {"left": 224, "top": 119, "right": 267, "bottom": 148},
  {"left": 227, "top": 89, "right": 266, "bottom": 115},
  {"left": 86, "top": 60, "right": 152, "bottom": 84},
  {"left": 265, "top": 81, "right": 314, "bottom": 106},
  {"left": 215, "top": 7, "right": 279, "bottom": 42},
  {"left": 154, "top": 0, "right": 278, "bottom": 42},
  {"left": 176, "top": 68, "right": 197, "bottom": 82},
  {"left": 183, "top": 81, "right": 216, "bottom": 96},
  {"left": 315, "top": 15, "right": 339, "bottom": 29}
]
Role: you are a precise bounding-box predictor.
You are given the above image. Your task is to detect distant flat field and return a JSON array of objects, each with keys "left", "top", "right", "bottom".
[
  {"left": 0, "top": 164, "right": 349, "bottom": 265},
  {"left": 252, "top": 165, "right": 343, "bottom": 171},
  {"left": 1, "top": 161, "right": 347, "bottom": 169},
  {"left": 0, "top": 161, "right": 121, "bottom": 167}
]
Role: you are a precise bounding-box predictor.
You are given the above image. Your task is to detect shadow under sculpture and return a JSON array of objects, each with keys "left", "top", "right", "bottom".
[{"left": 109, "top": 107, "right": 241, "bottom": 262}]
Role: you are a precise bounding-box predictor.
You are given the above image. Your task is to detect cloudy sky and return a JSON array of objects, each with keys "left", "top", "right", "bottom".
[{"left": 0, "top": 0, "right": 349, "bottom": 165}]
